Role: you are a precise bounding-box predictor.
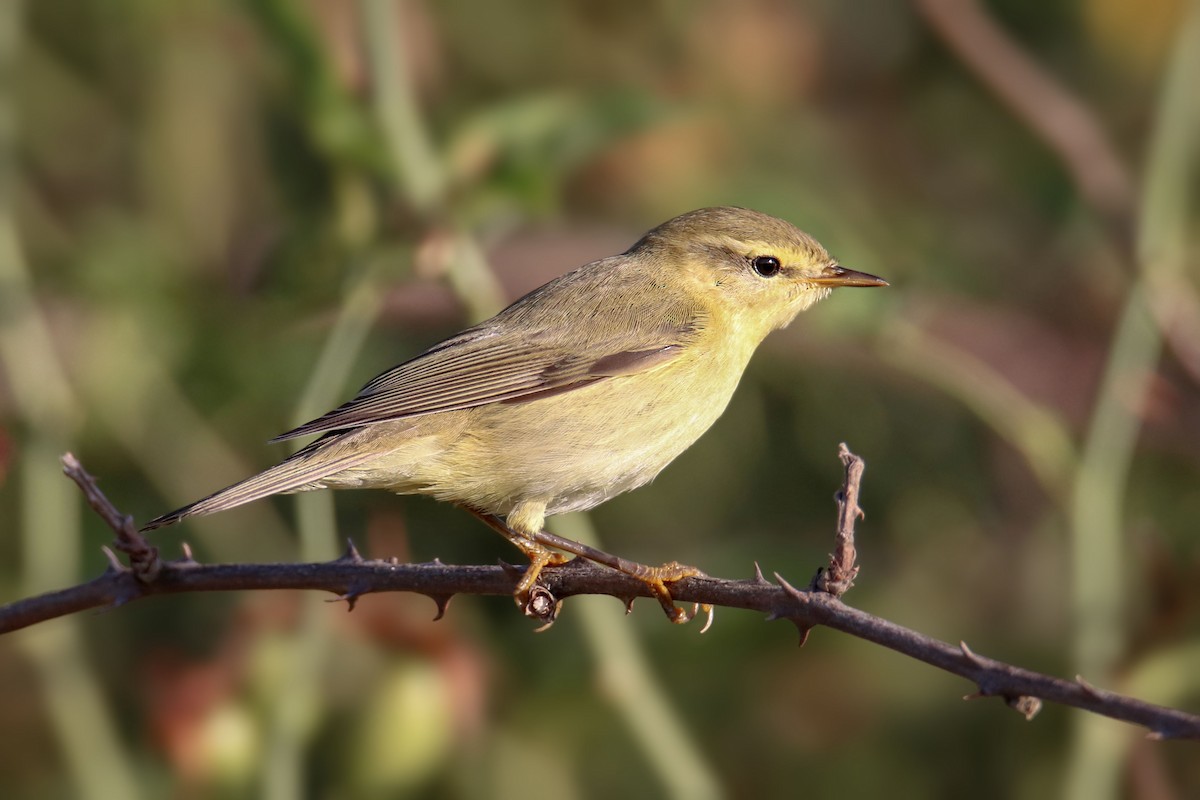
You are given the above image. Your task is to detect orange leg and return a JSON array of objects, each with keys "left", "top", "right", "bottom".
[
  {"left": 460, "top": 507, "right": 571, "bottom": 604},
  {"left": 534, "top": 529, "right": 710, "bottom": 625},
  {"left": 460, "top": 506, "right": 710, "bottom": 626}
]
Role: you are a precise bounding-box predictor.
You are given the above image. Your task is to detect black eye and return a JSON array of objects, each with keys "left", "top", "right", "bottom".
[{"left": 751, "top": 255, "right": 782, "bottom": 277}]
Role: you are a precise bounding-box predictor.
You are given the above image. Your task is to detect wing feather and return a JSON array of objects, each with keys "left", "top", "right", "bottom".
[{"left": 272, "top": 263, "right": 706, "bottom": 442}]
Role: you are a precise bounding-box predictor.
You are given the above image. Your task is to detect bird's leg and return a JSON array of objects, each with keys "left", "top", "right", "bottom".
[
  {"left": 459, "top": 507, "right": 570, "bottom": 608},
  {"left": 533, "top": 529, "right": 710, "bottom": 625},
  {"left": 460, "top": 506, "right": 709, "bottom": 626}
]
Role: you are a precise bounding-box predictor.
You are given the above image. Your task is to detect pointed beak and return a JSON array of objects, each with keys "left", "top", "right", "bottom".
[{"left": 810, "top": 264, "right": 889, "bottom": 288}]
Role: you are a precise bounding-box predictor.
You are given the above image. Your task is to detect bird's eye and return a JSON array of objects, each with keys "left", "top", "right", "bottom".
[{"left": 751, "top": 255, "right": 782, "bottom": 277}]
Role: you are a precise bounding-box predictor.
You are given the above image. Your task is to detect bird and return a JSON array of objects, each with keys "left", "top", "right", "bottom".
[{"left": 143, "top": 206, "right": 887, "bottom": 622}]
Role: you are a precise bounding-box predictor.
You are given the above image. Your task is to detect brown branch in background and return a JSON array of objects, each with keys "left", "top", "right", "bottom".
[
  {"left": 1, "top": 448, "right": 1198, "bottom": 741},
  {"left": 913, "top": 0, "right": 1200, "bottom": 388},
  {"left": 912, "top": 0, "right": 1135, "bottom": 255}
]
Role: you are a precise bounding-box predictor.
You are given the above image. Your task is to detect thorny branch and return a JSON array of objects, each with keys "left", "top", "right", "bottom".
[{"left": 0, "top": 448, "right": 1198, "bottom": 741}]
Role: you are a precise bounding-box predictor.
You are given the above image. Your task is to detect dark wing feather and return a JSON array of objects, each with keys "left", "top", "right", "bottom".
[{"left": 271, "top": 312, "right": 702, "bottom": 442}]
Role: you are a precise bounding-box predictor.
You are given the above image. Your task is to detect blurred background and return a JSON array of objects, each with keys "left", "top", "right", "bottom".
[{"left": 1, "top": 0, "right": 1198, "bottom": 797}]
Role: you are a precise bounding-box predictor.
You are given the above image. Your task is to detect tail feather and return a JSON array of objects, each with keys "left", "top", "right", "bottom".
[{"left": 141, "top": 442, "right": 374, "bottom": 531}]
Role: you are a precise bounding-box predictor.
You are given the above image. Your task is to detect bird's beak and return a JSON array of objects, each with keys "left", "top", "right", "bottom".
[{"left": 811, "top": 264, "right": 889, "bottom": 288}]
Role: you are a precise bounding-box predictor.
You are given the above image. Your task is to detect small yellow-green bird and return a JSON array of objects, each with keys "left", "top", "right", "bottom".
[{"left": 144, "top": 207, "right": 886, "bottom": 621}]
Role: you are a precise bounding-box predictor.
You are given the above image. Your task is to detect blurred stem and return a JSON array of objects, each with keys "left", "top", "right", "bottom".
[
  {"left": 264, "top": 251, "right": 391, "bottom": 799},
  {"left": 79, "top": 321, "right": 295, "bottom": 560},
  {"left": 554, "top": 515, "right": 722, "bottom": 800},
  {"left": 446, "top": 232, "right": 509, "bottom": 323},
  {"left": 0, "top": 3, "right": 139, "bottom": 798},
  {"left": 357, "top": 7, "right": 713, "bottom": 794},
  {"left": 359, "top": 0, "right": 442, "bottom": 210},
  {"left": 1067, "top": 287, "right": 1156, "bottom": 676},
  {"left": 1123, "top": 641, "right": 1200, "bottom": 710},
  {"left": 879, "top": 317, "right": 1076, "bottom": 498},
  {"left": 1064, "top": 3, "right": 1200, "bottom": 798},
  {"left": 358, "top": 0, "right": 505, "bottom": 321},
  {"left": 291, "top": 256, "right": 390, "bottom": 439}
]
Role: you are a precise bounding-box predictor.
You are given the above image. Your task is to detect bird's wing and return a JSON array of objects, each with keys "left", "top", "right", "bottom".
[{"left": 271, "top": 308, "right": 703, "bottom": 442}]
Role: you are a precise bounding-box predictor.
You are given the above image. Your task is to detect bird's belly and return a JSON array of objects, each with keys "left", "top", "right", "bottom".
[{"left": 419, "top": 358, "right": 745, "bottom": 517}]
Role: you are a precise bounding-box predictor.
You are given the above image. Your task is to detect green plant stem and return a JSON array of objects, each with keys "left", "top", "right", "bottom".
[
  {"left": 357, "top": 3, "right": 715, "bottom": 793},
  {"left": 359, "top": 0, "right": 442, "bottom": 211},
  {"left": 554, "top": 514, "right": 722, "bottom": 800},
  {"left": 0, "top": 2, "right": 141, "bottom": 796},
  {"left": 880, "top": 317, "right": 1077, "bottom": 498},
  {"left": 263, "top": 254, "right": 391, "bottom": 800},
  {"left": 1064, "top": 3, "right": 1200, "bottom": 799},
  {"left": 358, "top": 0, "right": 505, "bottom": 322}
]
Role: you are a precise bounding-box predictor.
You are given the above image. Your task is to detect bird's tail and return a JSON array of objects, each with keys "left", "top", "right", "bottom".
[{"left": 141, "top": 439, "right": 375, "bottom": 531}]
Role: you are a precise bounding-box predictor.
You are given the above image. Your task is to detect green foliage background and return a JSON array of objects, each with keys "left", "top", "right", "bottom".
[{"left": 1, "top": 0, "right": 1198, "bottom": 797}]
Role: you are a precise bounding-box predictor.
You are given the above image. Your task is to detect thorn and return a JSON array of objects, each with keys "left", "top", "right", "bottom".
[
  {"left": 100, "top": 546, "right": 125, "bottom": 573},
  {"left": 327, "top": 591, "right": 360, "bottom": 612},
  {"left": 499, "top": 560, "right": 525, "bottom": 578},
  {"left": 179, "top": 542, "right": 196, "bottom": 563},
  {"left": 388, "top": 556, "right": 399, "bottom": 565},
  {"left": 429, "top": 594, "right": 453, "bottom": 621},
  {"left": 1075, "top": 675, "right": 1102, "bottom": 697},
  {"left": 621, "top": 596, "right": 636, "bottom": 614},
  {"left": 340, "top": 539, "right": 363, "bottom": 562},
  {"left": 1146, "top": 730, "right": 1166, "bottom": 741},
  {"left": 699, "top": 604, "right": 715, "bottom": 634},
  {"left": 431, "top": 557, "right": 445, "bottom": 566},
  {"left": 959, "top": 641, "right": 984, "bottom": 666},
  {"left": 794, "top": 622, "right": 811, "bottom": 647},
  {"left": 774, "top": 572, "right": 805, "bottom": 600},
  {"left": 752, "top": 562, "right": 767, "bottom": 584},
  {"left": 963, "top": 691, "right": 984, "bottom": 702}
]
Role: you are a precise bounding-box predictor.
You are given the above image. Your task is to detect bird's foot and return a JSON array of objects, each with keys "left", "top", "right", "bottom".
[
  {"left": 534, "top": 530, "right": 713, "bottom": 629},
  {"left": 461, "top": 506, "right": 711, "bottom": 628}
]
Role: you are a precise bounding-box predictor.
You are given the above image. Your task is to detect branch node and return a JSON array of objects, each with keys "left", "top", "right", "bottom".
[
  {"left": 100, "top": 546, "right": 126, "bottom": 573},
  {"left": 1006, "top": 695, "right": 1043, "bottom": 721}
]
